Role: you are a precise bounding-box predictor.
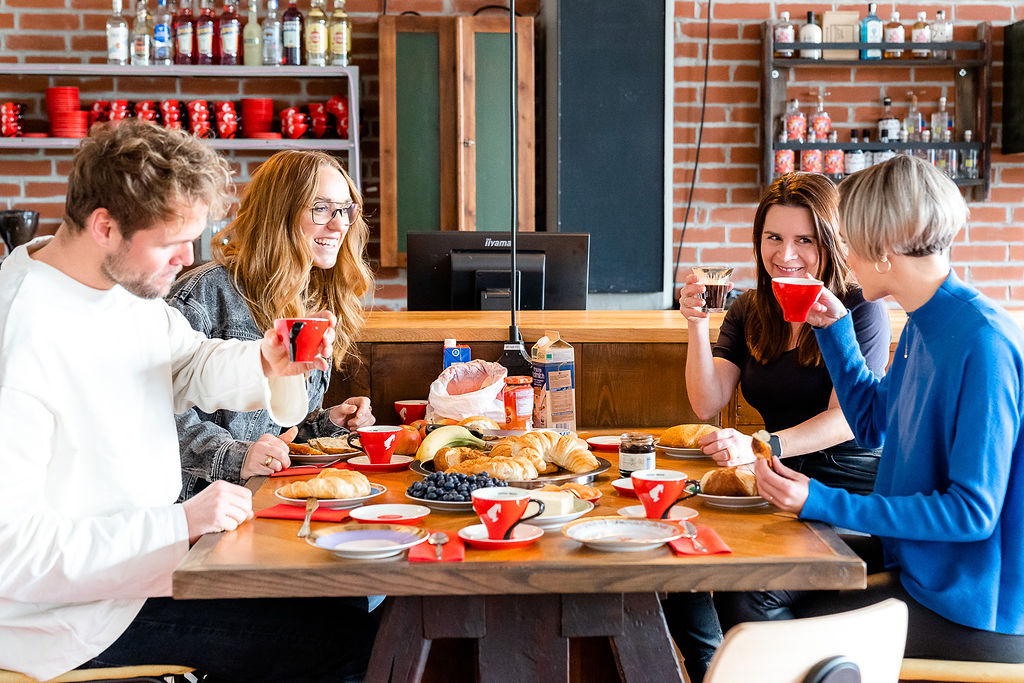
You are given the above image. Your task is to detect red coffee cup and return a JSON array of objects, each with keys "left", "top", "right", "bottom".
[
  {"left": 471, "top": 487, "right": 546, "bottom": 540},
  {"left": 346, "top": 425, "right": 403, "bottom": 464},
  {"left": 394, "top": 399, "right": 428, "bottom": 424},
  {"left": 273, "top": 317, "right": 330, "bottom": 362},
  {"left": 631, "top": 469, "right": 699, "bottom": 520},
  {"left": 771, "top": 277, "right": 824, "bottom": 323}
]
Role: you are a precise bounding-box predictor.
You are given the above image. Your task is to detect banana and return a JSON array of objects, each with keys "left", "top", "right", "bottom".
[{"left": 415, "top": 425, "right": 486, "bottom": 462}]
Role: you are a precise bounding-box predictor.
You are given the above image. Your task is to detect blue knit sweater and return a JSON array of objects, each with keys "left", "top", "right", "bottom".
[{"left": 805, "top": 270, "right": 1024, "bottom": 634}]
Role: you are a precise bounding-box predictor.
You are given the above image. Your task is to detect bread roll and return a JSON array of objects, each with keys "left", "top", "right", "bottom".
[
  {"left": 751, "top": 430, "right": 775, "bottom": 471},
  {"left": 447, "top": 455, "right": 538, "bottom": 481},
  {"left": 660, "top": 424, "right": 720, "bottom": 448},
  {"left": 699, "top": 467, "right": 757, "bottom": 497},
  {"left": 434, "top": 446, "right": 487, "bottom": 471},
  {"left": 458, "top": 415, "right": 501, "bottom": 431}
]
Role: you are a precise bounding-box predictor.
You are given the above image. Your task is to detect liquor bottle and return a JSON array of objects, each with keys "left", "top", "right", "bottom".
[
  {"left": 242, "top": 0, "right": 262, "bottom": 66},
  {"left": 935, "top": 129, "right": 950, "bottom": 176},
  {"left": 844, "top": 130, "right": 865, "bottom": 176},
  {"left": 304, "top": 0, "right": 327, "bottom": 66},
  {"left": 877, "top": 96, "right": 900, "bottom": 142},
  {"left": 131, "top": 0, "right": 154, "bottom": 65},
  {"left": 195, "top": 0, "right": 217, "bottom": 64},
  {"left": 801, "top": 129, "right": 823, "bottom": 173},
  {"left": 281, "top": 0, "right": 303, "bottom": 65},
  {"left": 911, "top": 11, "right": 930, "bottom": 59},
  {"left": 930, "top": 10, "right": 952, "bottom": 59},
  {"left": 931, "top": 96, "right": 948, "bottom": 140},
  {"left": 327, "top": 0, "right": 350, "bottom": 66},
  {"left": 861, "top": 129, "right": 873, "bottom": 167},
  {"left": 859, "top": 3, "right": 883, "bottom": 60},
  {"left": 106, "top": 0, "right": 131, "bottom": 65},
  {"left": 919, "top": 128, "right": 936, "bottom": 165},
  {"left": 883, "top": 11, "right": 904, "bottom": 59},
  {"left": 942, "top": 129, "right": 958, "bottom": 178},
  {"left": 774, "top": 128, "right": 794, "bottom": 179},
  {"left": 173, "top": 0, "right": 195, "bottom": 63},
  {"left": 874, "top": 132, "right": 894, "bottom": 166},
  {"left": 774, "top": 10, "right": 795, "bottom": 58},
  {"left": 799, "top": 11, "right": 821, "bottom": 60},
  {"left": 961, "top": 130, "right": 978, "bottom": 179},
  {"left": 810, "top": 91, "right": 831, "bottom": 141},
  {"left": 784, "top": 98, "right": 806, "bottom": 143},
  {"left": 262, "top": 0, "right": 282, "bottom": 65},
  {"left": 218, "top": 0, "right": 240, "bottom": 65},
  {"left": 903, "top": 92, "right": 922, "bottom": 142},
  {"left": 824, "top": 130, "right": 844, "bottom": 183},
  {"left": 153, "top": 0, "right": 174, "bottom": 64}
]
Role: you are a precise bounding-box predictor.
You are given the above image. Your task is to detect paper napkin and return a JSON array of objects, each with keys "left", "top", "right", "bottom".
[
  {"left": 408, "top": 531, "right": 465, "bottom": 562},
  {"left": 255, "top": 504, "right": 351, "bottom": 523},
  {"left": 669, "top": 525, "right": 732, "bottom": 555}
]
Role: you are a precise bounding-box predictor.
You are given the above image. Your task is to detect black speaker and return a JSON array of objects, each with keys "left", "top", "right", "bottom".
[{"left": 1004, "top": 20, "right": 1024, "bottom": 154}]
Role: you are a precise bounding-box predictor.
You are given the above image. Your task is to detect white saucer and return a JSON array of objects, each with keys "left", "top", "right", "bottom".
[
  {"left": 562, "top": 516, "right": 683, "bottom": 552},
  {"left": 528, "top": 498, "right": 594, "bottom": 531},
  {"left": 697, "top": 493, "right": 771, "bottom": 509},
  {"left": 307, "top": 524, "right": 428, "bottom": 559},
  {"left": 617, "top": 504, "right": 698, "bottom": 521},
  {"left": 457, "top": 523, "right": 543, "bottom": 550},
  {"left": 349, "top": 503, "right": 430, "bottom": 524}
]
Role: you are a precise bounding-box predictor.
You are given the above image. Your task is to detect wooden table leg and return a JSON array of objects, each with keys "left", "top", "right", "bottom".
[
  {"left": 610, "top": 593, "right": 685, "bottom": 683},
  {"left": 477, "top": 594, "right": 569, "bottom": 683},
  {"left": 365, "top": 597, "right": 432, "bottom": 683}
]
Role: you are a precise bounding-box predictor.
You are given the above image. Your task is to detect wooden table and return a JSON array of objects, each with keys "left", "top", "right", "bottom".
[{"left": 173, "top": 435, "right": 865, "bottom": 682}]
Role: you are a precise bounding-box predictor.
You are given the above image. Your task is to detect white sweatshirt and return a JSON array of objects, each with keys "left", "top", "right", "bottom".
[{"left": 0, "top": 239, "right": 307, "bottom": 679}]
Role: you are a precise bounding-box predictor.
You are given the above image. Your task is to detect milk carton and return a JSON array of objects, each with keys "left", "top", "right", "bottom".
[{"left": 531, "top": 330, "right": 576, "bottom": 431}]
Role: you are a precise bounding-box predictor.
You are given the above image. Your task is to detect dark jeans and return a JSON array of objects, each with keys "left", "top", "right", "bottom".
[
  {"left": 661, "top": 592, "right": 721, "bottom": 683},
  {"left": 80, "top": 596, "right": 380, "bottom": 683},
  {"left": 786, "top": 447, "right": 880, "bottom": 496}
]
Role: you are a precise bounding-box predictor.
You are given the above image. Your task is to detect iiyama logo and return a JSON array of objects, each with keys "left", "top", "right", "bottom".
[{"left": 483, "top": 238, "right": 512, "bottom": 248}]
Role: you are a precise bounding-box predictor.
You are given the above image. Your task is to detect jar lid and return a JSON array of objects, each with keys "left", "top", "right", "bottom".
[{"left": 505, "top": 375, "right": 532, "bottom": 385}]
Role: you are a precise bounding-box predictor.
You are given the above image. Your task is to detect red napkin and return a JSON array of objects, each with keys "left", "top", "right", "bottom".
[
  {"left": 408, "top": 531, "right": 465, "bottom": 562},
  {"left": 255, "top": 504, "right": 351, "bottom": 522},
  {"left": 669, "top": 525, "right": 732, "bottom": 555},
  {"left": 270, "top": 461, "right": 352, "bottom": 477}
]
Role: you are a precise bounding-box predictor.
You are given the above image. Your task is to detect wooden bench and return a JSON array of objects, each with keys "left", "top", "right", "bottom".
[{"left": 900, "top": 658, "right": 1024, "bottom": 682}]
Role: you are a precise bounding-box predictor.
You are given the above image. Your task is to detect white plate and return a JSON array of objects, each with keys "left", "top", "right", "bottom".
[
  {"left": 653, "top": 439, "right": 708, "bottom": 459},
  {"left": 274, "top": 484, "right": 386, "bottom": 509},
  {"left": 307, "top": 524, "right": 429, "bottom": 559},
  {"left": 697, "top": 493, "right": 771, "bottom": 509},
  {"left": 617, "top": 504, "right": 698, "bottom": 521},
  {"left": 404, "top": 491, "right": 474, "bottom": 512},
  {"left": 289, "top": 451, "right": 351, "bottom": 465},
  {"left": 457, "top": 523, "right": 544, "bottom": 549},
  {"left": 585, "top": 435, "right": 620, "bottom": 452},
  {"left": 349, "top": 503, "right": 430, "bottom": 524},
  {"left": 562, "top": 516, "right": 684, "bottom": 552},
  {"left": 526, "top": 498, "right": 595, "bottom": 530}
]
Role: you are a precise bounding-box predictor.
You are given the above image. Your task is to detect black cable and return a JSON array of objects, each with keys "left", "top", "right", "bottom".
[{"left": 672, "top": 0, "right": 712, "bottom": 307}]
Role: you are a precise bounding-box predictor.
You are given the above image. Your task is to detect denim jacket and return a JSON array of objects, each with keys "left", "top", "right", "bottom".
[{"left": 166, "top": 262, "right": 344, "bottom": 501}]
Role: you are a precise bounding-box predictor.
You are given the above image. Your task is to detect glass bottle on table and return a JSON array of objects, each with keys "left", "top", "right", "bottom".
[
  {"left": 281, "top": 0, "right": 302, "bottom": 65},
  {"left": 173, "top": 0, "right": 195, "bottom": 64},
  {"left": 153, "top": 0, "right": 174, "bottom": 64},
  {"left": 798, "top": 11, "right": 821, "bottom": 60},
  {"left": 327, "top": 0, "right": 350, "bottom": 66},
  {"left": 217, "top": 0, "right": 241, "bottom": 65},
  {"left": 930, "top": 10, "right": 952, "bottom": 59},
  {"left": 304, "top": 0, "right": 327, "bottom": 66},
  {"left": 859, "top": 2, "right": 883, "bottom": 60},
  {"left": 242, "top": 0, "right": 261, "bottom": 65},
  {"left": 195, "top": 0, "right": 217, "bottom": 64},
  {"left": 106, "top": 0, "right": 130, "bottom": 65},
  {"left": 130, "top": 0, "right": 153, "bottom": 65},
  {"left": 262, "top": 0, "right": 281, "bottom": 65},
  {"left": 883, "top": 11, "right": 904, "bottom": 59},
  {"left": 774, "top": 10, "right": 795, "bottom": 58},
  {"left": 911, "top": 11, "right": 930, "bottom": 59}
]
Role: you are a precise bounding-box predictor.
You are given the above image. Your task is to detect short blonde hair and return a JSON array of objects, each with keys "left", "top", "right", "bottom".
[{"left": 838, "top": 155, "right": 968, "bottom": 262}]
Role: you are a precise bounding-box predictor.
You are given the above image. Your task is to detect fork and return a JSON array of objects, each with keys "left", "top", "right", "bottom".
[
  {"left": 298, "top": 497, "right": 318, "bottom": 538},
  {"left": 682, "top": 521, "right": 708, "bottom": 553}
]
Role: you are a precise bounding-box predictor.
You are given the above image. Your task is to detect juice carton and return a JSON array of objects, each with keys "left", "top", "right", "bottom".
[
  {"left": 531, "top": 330, "right": 576, "bottom": 432},
  {"left": 443, "top": 338, "right": 472, "bottom": 369}
]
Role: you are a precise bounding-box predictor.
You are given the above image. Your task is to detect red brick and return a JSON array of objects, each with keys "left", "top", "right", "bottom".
[
  {"left": 674, "top": 106, "right": 728, "bottom": 124},
  {"left": 955, "top": 5, "right": 1013, "bottom": 22},
  {"left": 951, "top": 244, "right": 1008, "bottom": 262},
  {"left": 988, "top": 187, "right": 1024, "bottom": 204},
  {"left": 970, "top": 224, "right": 1024, "bottom": 242},
  {"left": 1000, "top": 168, "right": 1024, "bottom": 185},
  {"left": 680, "top": 226, "right": 727, "bottom": 242},
  {"left": 711, "top": 42, "right": 760, "bottom": 62},
  {"left": 712, "top": 3, "right": 770, "bottom": 20},
  {"left": 675, "top": 65, "right": 732, "bottom": 83},
  {"left": 7, "top": 34, "right": 66, "bottom": 51},
  {"left": 679, "top": 22, "right": 739, "bottom": 40},
  {"left": 970, "top": 265, "right": 1024, "bottom": 281},
  {"left": 69, "top": 35, "right": 107, "bottom": 53},
  {"left": 1014, "top": 207, "right": 1024, "bottom": 224},
  {"left": 729, "top": 107, "right": 763, "bottom": 124},
  {"left": 0, "top": 13, "right": 14, "bottom": 28},
  {"left": 20, "top": 12, "right": 79, "bottom": 30},
  {"left": 680, "top": 187, "right": 729, "bottom": 204},
  {"left": 34, "top": 202, "right": 66, "bottom": 221},
  {"left": 699, "top": 167, "right": 757, "bottom": 184},
  {"left": 2, "top": 160, "right": 53, "bottom": 176},
  {"left": 705, "top": 85, "right": 759, "bottom": 105},
  {"left": 730, "top": 184, "right": 764, "bottom": 203},
  {"left": 1010, "top": 246, "right": 1024, "bottom": 262},
  {"left": 24, "top": 181, "right": 68, "bottom": 199},
  {"left": 711, "top": 206, "right": 757, "bottom": 224},
  {"left": 976, "top": 285, "right": 1010, "bottom": 302},
  {"left": 697, "top": 246, "right": 752, "bottom": 263},
  {"left": 966, "top": 208, "right": 1011, "bottom": 225},
  {"left": 674, "top": 146, "right": 726, "bottom": 164},
  {"left": 0, "top": 183, "right": 21, "bottom": 197}
]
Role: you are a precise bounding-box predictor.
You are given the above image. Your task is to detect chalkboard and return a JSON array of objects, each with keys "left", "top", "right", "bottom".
[
  {"left": 474, "top": 32, "right": 514, "bottom": 232},
  {"left": 1004, "top": 20, "right": 1024, "bottom": 155},
  {"left": 554, "top": 1, "right": 665, "bottom": 293}
]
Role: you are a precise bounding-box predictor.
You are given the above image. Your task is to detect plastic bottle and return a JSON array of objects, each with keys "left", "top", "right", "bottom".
[
  {"left": 242, "top": 0, "right": 261, "bottom": 66},
  {"left": 799, "top": 11, "right": 821, "bottom": 60},
  {"left": 153, "top": 0, "right": 174, "bottom": 64}
]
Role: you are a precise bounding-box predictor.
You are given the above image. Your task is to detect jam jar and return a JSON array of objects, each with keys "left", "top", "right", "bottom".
[
  {"left": 503, "top": 375, "right": 534, "bottom": 430},
  {"left": 619, "top": 432, "right": 655, "bottom": 477}
]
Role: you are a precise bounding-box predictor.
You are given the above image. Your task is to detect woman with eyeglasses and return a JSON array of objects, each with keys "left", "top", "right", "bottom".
[{"left": 167, "top": 150, "right": 375, "bottom": 501}]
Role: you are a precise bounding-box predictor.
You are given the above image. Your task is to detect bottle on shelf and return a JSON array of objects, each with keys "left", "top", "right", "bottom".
[
  {"left": 153, "top": 0, "right": 174, "bottom": 65},
  {"left": 195, "top": 0, "right": 218, "bottom": 64},
  {"left": 218, "top": 0, "right": 240, "bottom": 65},
  {"left": 824, "top": 130, "right": 844, "bottom": 183},
  {"left": 897, "top": 127, "right": 910, "bottom": 153},
  {"left": 106, "top": 0, "right": 131, "bottom": 66},
  {"left": 930, "top": 10, "right": 952, "bottom": 59},
  {"left": 774, "top": 10, "right": 795, "bottom": 58},
  {"left": 304, "top": 0, "right": 327, "bottom": 66},
  {"left": 327, "top": 0, "right": 351, "bottom": 66},
  {"left": 911, "top": 11, "right": 931, "bottom": 59},
  {"left": 941, "top": 129, "right": 957, "bottom": 179},
  {"left": 131, "top": 0, "right": 153, "bottom": 65},
  {"left": 931, "top": 96, "right": 949, "bottom": 140},
  {"left": 877, "top": 96, "right": 900, "bottom": 142},
  {"left": 859, "top": 3, "right": 883, "bottom": 60},
  {"left": 903, "top": 92, "right": 922, "bottom": 142},
  {"left": 784, "top": 98, "right": 806, "bottom": 143},
  {"left": 800, "top": 129, "right": 823, "bottom": 173},
  {"left": 262, "top": 0, "right": 282, "bottom": 65},
  {"left": 774, "top": 127, "right": 795, "bottom": 179},
  {"left": 961, "top": 130, "right": 978, "bottom": 179},
  {"left": 799, "top": 11, "right": 821, "bottom": 60},
  {"left": 281, "top": 0, "right": 303, "bottom": 65},
  {"left": 861, "top": 129, "right": 873, "bottom": 167},
  {"left": 874, "top": 132, "right": 894, "bottom": 166},
  {"left": 810, "top": 90, "right": 831, "bottom": 141},
  {"left": 918, "top": 128, "right": 936, "bottom": 165},
  {"left": 844, "top": 130, "right": 865, "bottom": 176},
  {"left": 173, "top": 0, "right": 195, "bottom": 64},
  {"left": 883, "top": 11, "right": 905, "bottom": 60},
  {"left": 242, "top": 0, "right": 261, "bottom": 66}
]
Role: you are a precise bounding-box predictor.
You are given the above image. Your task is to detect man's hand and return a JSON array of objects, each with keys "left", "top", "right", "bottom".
[
  {"left": 260, "top": 310, "right": 336, "bottom": 377},
  {"left": 241, "top": 426, "right": 296, "bottom": 478},
  {"left": 329, "top": 396, "right": 375, "bottom": 430},
  {"left": 181, "top": 480, "right": 255, "bottom": 545}
]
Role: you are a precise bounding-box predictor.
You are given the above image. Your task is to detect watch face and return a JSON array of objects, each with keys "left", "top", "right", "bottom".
[{"left": 769, "top": 434, "right": 782, "bottom": 458}]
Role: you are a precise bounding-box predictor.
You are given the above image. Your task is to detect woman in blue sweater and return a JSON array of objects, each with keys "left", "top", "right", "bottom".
[{"left": 756, "top": 154, "right": 1024, "bottom": 660}]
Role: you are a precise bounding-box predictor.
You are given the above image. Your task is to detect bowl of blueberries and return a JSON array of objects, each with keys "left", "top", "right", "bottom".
[{"left": 405, "top": 472, "right": 508, "bottom": 511}]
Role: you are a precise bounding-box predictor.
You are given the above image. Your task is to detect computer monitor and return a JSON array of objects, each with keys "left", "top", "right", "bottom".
[{"left": 406, "top": 232, "right": 590, "bottom": 311}]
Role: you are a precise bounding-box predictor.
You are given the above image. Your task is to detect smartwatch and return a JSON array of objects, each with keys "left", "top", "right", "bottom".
[{"left": 769, "top": 433, "right": 783, "bottom": 458}]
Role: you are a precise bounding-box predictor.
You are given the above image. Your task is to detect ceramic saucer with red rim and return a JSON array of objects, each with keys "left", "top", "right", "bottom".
[
  {"left": 611, "top": 478, "right": 637, "bottom": 497},
  {"left": 457, "top": 523, "right": 543, "bottom": 550},
  {"left": 585, "top": 435, "right": 620, "bottom": 452},
  {"left": 617, "top": 504, "right": 698, "bottom": 521},
  {"left": 346, "top": 454, "right": 414, "bottom": 473},
  {"left": 350, "top": 503, "right": 430, "bottom": 525}
]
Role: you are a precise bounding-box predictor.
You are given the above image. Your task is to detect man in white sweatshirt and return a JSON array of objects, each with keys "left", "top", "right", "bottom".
[{"left": 0, "top": 120, "right": 376, "bottom": 681}]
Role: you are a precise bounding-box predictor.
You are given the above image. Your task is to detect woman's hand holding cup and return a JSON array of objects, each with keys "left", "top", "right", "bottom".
[{"left": 804, "top": 285, "right": 849, "bottom": 328}]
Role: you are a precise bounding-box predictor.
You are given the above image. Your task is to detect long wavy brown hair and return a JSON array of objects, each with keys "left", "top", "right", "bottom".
[
  {"left": 213, "top": 150, "right": 373, "bottom": 369},
  {"left": 747, "top": 172, "right": 852, "bottom": 367}
]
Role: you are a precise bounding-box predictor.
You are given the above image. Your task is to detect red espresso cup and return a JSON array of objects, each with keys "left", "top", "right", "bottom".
[
  {"left": 771, "top": 277, "right": 825, "bottom": 323},
  {"left": 273, "top": 317, "right": 330, "bottom": 363},
  {"left": 471, "top": 487, "right": 546, "bottom": 540},
  {"left": 631, "top": 469, "right": 700, "bottom": 520},
  {"left": 346, "top": 425, "right": 403, "bottom": 464},
  {"left": 394, "top": 399, "right": 428, "bottom": 424}
]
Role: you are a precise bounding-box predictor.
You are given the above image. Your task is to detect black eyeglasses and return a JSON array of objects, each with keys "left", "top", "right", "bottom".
[{"left": 310, "top": 201, "right": 360, "bottom": 225}]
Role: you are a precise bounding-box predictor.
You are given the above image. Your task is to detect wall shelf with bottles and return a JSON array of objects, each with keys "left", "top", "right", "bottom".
[
  {"left": 0, "top": 63, "right": 361, "bottom": 188},
  {"left": 760, "top": 22, "right": 991, "bottom": 199}
]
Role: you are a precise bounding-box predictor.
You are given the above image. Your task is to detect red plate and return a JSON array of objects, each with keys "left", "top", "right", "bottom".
[
  {"left": 346, "top": 454, "right": 414, "bottom": 473},
  {"left": 611, "top": 478, "right": 637, "bottom": 498},
  {"left": 586, "top": 435, "right": 620, "bottom": 452},
  {"left": 458, "top": 523, "right": 543, "bottom": 550}
]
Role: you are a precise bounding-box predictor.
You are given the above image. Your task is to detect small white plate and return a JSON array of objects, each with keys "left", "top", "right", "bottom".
[
  {"left": 349, "top": 503, "right": 430, "bottom": 525},
  {"left": 697, "top": 493, "right": 771, "bottom": 509},
  {"left": 404, "top": 491, "right": 474, "bottom": 512},
  {"left": 527, "top": 498, "right": 595, "bottom": 531},
  {"left": 654, "top": 440, "right": 708, "bottom": 459},
  {"left": 611, "top": 478, "right": 637, "bottom": 497},
  {"left": 307, "top": 524, "right": 429, "bottom": 559},
  {"left": 585, "top": 435, "right": 620, "bottom": 452},
  {"left": 562, "top": 516, "right": 684, "bottom": 552},
  {"left": 617, "top": 504, "right": 698, "bottom": 521},
  {"left": 274, "top": 484, "right": 386, "bottom": 510},
  {"left": 458, "top": 523, "right": 543, "bottom": 550}
]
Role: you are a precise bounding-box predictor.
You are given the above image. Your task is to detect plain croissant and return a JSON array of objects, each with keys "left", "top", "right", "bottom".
[
  {"left": 490, "top": 431, "right": 598, "bottom": 474},
  {"left": 277, "top": 468, "right": 372, "bottom": 500},
  {"left": 447, "top": 455, "right": 539, "bottom": 481},
  {"left": 434, "top": 446, "right": 488, "bottom": 471}
]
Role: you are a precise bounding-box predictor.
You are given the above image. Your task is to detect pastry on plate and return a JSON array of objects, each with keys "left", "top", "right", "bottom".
[
  {"left": 308, "top": 436, "right": 361, "bottom": 455},
  {"left": 277, "top": 468, "right": 372, "bottom": 499},
  {"left": 659, "top": 424, "right": 720, "bottom": 448},
  {"left": 699, "top": 467, "right": 757, "bottom": 497},
  {"left": 288, "top": 442, "right": 327, "bottom": 456}
]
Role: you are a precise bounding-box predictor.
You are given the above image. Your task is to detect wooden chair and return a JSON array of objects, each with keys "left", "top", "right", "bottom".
[
  {"left": 899, "top": 658, "right": 1024, "bottom": 682},
  {"left": 704, "top": 598, "right": 908, "bottom": 682},
  {"left": 0, "top": 665, "right": 194, "bottom": 683}
]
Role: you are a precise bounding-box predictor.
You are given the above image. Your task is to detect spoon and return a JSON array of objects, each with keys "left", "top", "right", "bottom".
[
  {"left": 682, "top": 521, "right": 708, "bottom": 553},
  {"left": 298, "top": 497, "right": 318, "bottom": 539},
  {"left": 428, "top": 531, "right": 449, "bottom": 560}
]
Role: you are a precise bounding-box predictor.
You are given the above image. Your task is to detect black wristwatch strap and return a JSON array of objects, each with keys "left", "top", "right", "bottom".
[{"left": 769, "top": 433, "right": 783, "bottom": 458}]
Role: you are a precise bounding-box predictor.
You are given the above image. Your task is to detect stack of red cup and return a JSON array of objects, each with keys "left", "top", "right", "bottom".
[
  {"left": 326, "top": 94, "right": 349, "bottom": 139},
  {"left": 214, "top": 101, "right": 238, "bottom": 139},
  {"left": 280, "top": 107, "right": 308, "bottom": 139},
  {"left": 308, "top": 103, "right": 329, "bottom": 139},
  {"left": 240, "top": 98, "right": 273, "bottom": 137},
  {"left": 47, "top": 87, "right": 87, "bottom": 138},
  {"left": 1, "top": 103, "right": 24, "bottom": 137},
  {"left": 187, "top": 100, "right": 211, "bottom": 138},
  {"left": 135, "top": 101, "right": 158, "bottom": 123},
  {"left": 161, "top": 100, "right": 183, "bottom": 130},
  {"left": 108, "top": 100, "right": 130, "bottom": 122}
]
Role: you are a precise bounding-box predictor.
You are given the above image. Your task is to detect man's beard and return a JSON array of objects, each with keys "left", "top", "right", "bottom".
[{"left": 100, "top": 248, "right": 176, "bottom": 299}]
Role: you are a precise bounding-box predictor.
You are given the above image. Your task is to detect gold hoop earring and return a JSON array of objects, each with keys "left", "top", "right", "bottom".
[{"left": 874, "top": 256, "right": 892, "bottom": 274}]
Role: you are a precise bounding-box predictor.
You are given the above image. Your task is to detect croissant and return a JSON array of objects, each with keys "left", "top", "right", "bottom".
[
  {"left": 447, "top": 455, "right": 539, "bottom": 481},
  {"left": 434, "top": 446, "right": 488, "bottom": 471},
  {"left": 699, "top": 467, "right": 757, "bottom": 497},
  {"left": 491, "top": 431, "right": 598, "bottom": 474},
  {"left": 277, "top": 468, "right": 372, "bottom": 499},
  {"left": 545, "top": 434, "right": 600, "bottom": 473},
  {"left": 660, "top": 424, "right": 720, "bottom": 448}
]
